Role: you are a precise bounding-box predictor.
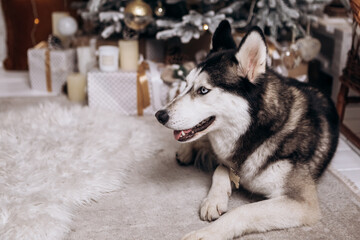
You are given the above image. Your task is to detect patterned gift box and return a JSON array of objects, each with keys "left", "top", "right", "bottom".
[
  {"left": 27, "top": 42, "right": 75, "bottom": 94},
  {"left": 87, "top": 61, "right": 169, "bottom": 115}
]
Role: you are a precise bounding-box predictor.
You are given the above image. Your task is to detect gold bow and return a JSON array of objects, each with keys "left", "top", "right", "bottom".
[
  {"left": 34, "top": 41, "right": 52, "bottom": 92},
  {"left": 137, "top": 61, "right": 151, "bottom": 116}
]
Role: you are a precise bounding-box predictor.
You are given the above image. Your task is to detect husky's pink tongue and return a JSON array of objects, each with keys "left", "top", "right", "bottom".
[{"left": 174, "top": 129, "right": 192, "bottom": 140}]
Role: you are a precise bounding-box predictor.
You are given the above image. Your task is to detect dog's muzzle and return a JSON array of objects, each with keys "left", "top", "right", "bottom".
[{"left": 155, "top": 110, "right": 169, "bottom": 125}]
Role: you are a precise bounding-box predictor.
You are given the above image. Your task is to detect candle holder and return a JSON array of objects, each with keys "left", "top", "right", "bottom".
[{"left": 98, "top": 46, "right": 119, "bottom": 72}]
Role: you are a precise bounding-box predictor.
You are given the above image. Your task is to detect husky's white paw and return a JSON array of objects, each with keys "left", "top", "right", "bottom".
[
  {"left": 181, "top": 227, "right": 226, "bottom": 240},
  {"left": 200, "top": 193, "right": 228, "bottom": 221},
  {"left": 176, "top": 143, "right": 193, "bottom": 166}
]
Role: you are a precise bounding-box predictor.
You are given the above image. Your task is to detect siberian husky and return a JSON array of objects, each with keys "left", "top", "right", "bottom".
[{"left": 155, "top": 20, "right": 339, "bottom": 240}]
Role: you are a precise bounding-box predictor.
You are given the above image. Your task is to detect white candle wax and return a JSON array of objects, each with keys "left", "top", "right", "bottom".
[
  {"left": 98, "top": 46, "right": 119, "bottom": 72},
  {"left": 52, "top": 12, "right": 70, "bottom": 42},
  {"left": 77, "top": 46, "right": 93, "bottom": 75},
  {"left": 119, "top": 40, "right": 139, "bottom": 71},
  {"left": 67, "top": 73, "right": 86, "bottom": 102}
]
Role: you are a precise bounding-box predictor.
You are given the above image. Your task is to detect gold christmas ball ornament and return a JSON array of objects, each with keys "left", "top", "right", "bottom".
[
  {"left": 154, "top": 1, "right": 165, "bottom": 17},
  {"left": 266, "top": 40, "right": 277, "bottom": 58},
  {"left": 124, "top": 0, "right": 153, "bottom": 31},
  {"left": 282, "top": 44, "right": 302, "bottom": 70}
]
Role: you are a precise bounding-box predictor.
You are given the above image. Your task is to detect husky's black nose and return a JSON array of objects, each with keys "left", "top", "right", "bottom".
[{"left": 155, "top": 110, "right": 169, "bottom": 125}]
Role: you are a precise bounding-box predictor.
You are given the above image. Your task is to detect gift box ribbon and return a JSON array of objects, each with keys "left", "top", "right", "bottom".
[
  {"left": 34, "top": 41, "right": 52, "bottom": 92},
  {"left": 137, "top": 61, "right": 151, "bottom": 116}
]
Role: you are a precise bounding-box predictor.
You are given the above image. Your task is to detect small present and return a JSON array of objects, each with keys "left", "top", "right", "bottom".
[
  {"left": 87, "top": 61, "right": 169, "bottom": 115},
  {"left": 27, "top": 42, "right": 75, "bottom": 93}
]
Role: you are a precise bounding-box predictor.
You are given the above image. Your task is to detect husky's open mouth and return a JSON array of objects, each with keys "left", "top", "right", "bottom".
[{"left": 173, "top": 116, "right": 215, "bottom": 142}]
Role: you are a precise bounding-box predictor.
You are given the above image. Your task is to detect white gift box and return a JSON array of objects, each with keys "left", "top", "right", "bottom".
[
  {"left": 27, "top": 44, "right": 75, "bottom": 94},
  {"left": 87, "top": 61, "right": 169, "bottom": 115}
]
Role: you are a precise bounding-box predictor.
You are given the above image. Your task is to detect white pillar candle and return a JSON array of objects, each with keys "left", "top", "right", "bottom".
[
  {"left": 119, "top": 40, "right": 139, "bottom": 71},
  {"left": 52, "top": 12, "right": 70, "bottom": 42},
  {"left": 98, "top": 46, "right": 119, "bottom": 72},
  {"left": 77, "top": 46, "right": 93, "bottom": 75},
  {"left": 67, "top": 73, "right": 87, "bottom": 102}
]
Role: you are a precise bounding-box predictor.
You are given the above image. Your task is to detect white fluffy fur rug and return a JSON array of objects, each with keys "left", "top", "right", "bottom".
[{"left": 0, "top": 103, "right": 175, "bottom": 240}]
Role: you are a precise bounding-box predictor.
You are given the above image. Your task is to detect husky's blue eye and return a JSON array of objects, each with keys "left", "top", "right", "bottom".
[{"left": 197, "top": 86, "right": 210, "bottom": 95}]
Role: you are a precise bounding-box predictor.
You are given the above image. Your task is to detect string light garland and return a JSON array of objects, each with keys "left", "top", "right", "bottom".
[
  {"left": 30, "top": 0, "right": 39, "bottom": 45},
  {"left": 29, "top": 0, "right": 68, "bottom": 45}
]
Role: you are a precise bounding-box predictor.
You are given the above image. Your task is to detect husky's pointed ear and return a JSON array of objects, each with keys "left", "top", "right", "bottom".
[
  {"left": 210, "top": 20, "right": 236, "bottom": 53},
  {"left": 236, "top": 27, "right": 267, "bottom": 82}
]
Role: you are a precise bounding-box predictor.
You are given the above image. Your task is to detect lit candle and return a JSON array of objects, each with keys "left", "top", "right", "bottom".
[
  {"left": 119, "top": 40, "right": 139, "bottom": 71},
  {"left": 67, "top": 73, "right": 87, "bottom": 102}
]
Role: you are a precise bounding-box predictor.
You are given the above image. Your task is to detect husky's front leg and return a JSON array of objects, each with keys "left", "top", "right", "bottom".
[
  {"left": 200, "top": 165, "right": 231, "bottom": 221},
  {"left": 182, "top": 184, "right": 320, "bottom": 240}
]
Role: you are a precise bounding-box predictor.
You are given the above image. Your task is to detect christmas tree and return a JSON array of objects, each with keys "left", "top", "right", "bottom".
[{"left": 74, "top": 0, "right": 332, "bottom": 42}]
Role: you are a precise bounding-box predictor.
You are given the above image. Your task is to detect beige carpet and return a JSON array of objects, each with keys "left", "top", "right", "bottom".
[
  {"left": 66, "top": 129, "right": 360, "bottom": 240},
  {"left": 1, "top": 96, "right": 359, "bottom": 240}
]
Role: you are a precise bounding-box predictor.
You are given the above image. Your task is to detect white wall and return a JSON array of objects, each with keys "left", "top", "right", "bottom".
[{"left": 0, "top": 1, "right": 7, "bottom": 67}]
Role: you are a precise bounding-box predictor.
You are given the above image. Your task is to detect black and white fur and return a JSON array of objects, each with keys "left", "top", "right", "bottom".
[{"left": 155, "top": 20, "right": 339, "bottom": 240}]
